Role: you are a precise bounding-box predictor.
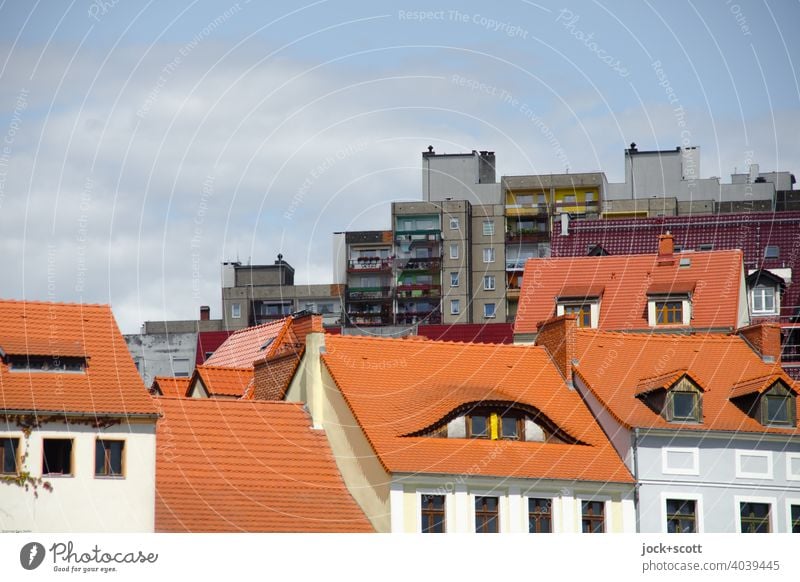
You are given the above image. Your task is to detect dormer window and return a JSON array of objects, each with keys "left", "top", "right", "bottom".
[
  {"left": 637, "top": 372, "right": 704, "bottom": 424},
  {"left": 555, "top": 285, "right": 603, "bottom": 328},
  {"left": 7, "top": 355, "right": 87, "bottom": 373},
  {"left": 729, "top": 376, "right": 797, "bottom": 428},
  {"left": 467, "top": 411, "right": 523, "bottom": 441},
  {"left": 647, "top": 282, "right": 694, "bottom": 327},
  {"left": 761, "top": 384, "right": 795, "bottom": 426},
  {"left": 656, "top": 301, "right": 683, "bottom": 325},
  {"left": 564, "top": 304, "right": 591, "bottom": 328},
  {"left": 751, "top": 285, "right": 776, "bottom": 314},
  {"left": 746, "top": 270, "right": 785, "bottom": 317},
  {"left": 668, "top": 390, "right": 700, "bottom": 422}
]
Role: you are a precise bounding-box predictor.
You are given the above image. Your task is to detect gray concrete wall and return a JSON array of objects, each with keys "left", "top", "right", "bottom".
[{"left": 124, "top": 331, "right": 197, "bottom": 387}]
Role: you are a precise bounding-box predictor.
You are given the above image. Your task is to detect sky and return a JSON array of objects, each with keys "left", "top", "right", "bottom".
[{"left": 0, "top": 0, "right": 798, "bottom": 333}]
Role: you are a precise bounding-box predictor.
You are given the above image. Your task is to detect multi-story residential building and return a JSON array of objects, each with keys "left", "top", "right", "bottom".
[
  {"left": 0, "top": 300, "right": 158, "bottom": 532},
  {"left": 266, "top": 331, "right": 636, "bottom": 533},
  {"left": 532, "top": 316, "right": 800, "bottom": 533},
  {"left": 154, "top": 398, "right": 373, "bottom": 532}
]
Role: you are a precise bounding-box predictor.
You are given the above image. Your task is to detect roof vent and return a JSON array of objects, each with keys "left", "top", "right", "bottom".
[{"left": 259, "top": 338, "right": 275, "bottom": 351}]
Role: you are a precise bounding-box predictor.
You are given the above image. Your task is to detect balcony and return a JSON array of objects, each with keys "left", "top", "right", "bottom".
[
  {"left": 396, "top": 284, "right": 441, "bottom": 299},
  {"left": 506, "top": 258, "right": 531, "bottom": 271},
  {"left": 346, "top": 286, "right": 393, "bottom": 301},
  {"left": 553, "top": 200, "right": 600, "bottom": 215},
  {"left": 506, "top": 287, "right": 521, "bottom": 301},
  {"left": 347, "top": 257, "right": 393, "bottom": 273},
  {"left": 395, "top": 310, "right": 442, "bottom": 325},
  {"left": 395, "top": 231, "right": 441, "bottom": 243},
  {"left": 345, "top": 312, "right": 394, "bottom": 327},
  {"left": 505, "top": 203, "right": 549, "bottom": 217},
  {"left": 506, "top": 230, "right": 549, "bottom": 244},
  {"left": 396, "top": 257, "right": 441, "bottom": 272}
]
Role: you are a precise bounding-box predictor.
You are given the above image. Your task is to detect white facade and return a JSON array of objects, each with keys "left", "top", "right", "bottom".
[{"left": 0, "top": 420, "right": 156, "bottom": 532}]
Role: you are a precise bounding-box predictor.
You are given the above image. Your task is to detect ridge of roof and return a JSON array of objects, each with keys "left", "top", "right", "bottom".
[
  {"left": 328, "top": 333, "right": 542, "bottom": 349},
  {"left": 0, "top": 298, "right": 111, "bottom": 309}
]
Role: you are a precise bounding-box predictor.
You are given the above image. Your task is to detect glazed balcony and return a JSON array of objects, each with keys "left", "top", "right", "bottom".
[
  {"left": 395, "top": 231, "right": 441, "bottom": 243},
  {"left": 396, "top": 284, "right": 441, "bottom": 299},
  {"left": 347, "top": 257, "right": 393, "bottom": 273},
  {"left": 346, "top": 286, "right": 394, "bottom": 301}
]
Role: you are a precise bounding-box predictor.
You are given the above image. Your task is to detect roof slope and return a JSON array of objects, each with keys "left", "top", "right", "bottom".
[
  {"left": 203, "top": 318, "right": 289, "bottom": 368},
  {"left": 0, "top": 300, "right": 156, "bottom": 416},
  {"left": 151, "top": 376, "right": 191, "bottom": 398},
  {"left": 515, "top": 250, "right": 743, "bottom": 334},
  {"left": 155, "top": 398, "right": 373, "bottom": 532},
  {"left": 574, "top": 330, "right": 800, "bottom": 434},
  {"left": 321, "top": 335, "right": 632, "bottom": 483},
  {"left": 195, "top": 365, "right": 253, "bottom": 397}
]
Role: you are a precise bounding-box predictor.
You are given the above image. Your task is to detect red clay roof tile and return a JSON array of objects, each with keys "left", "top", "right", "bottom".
[
  {"left": 203, "top": 318, "right": 290, "bottom": 368},
  {"left": 194, "top": 365, "right": 253, "bottom": 398},
  {"left": 151, "top": 376, "right": 191, "bottom": 398}
]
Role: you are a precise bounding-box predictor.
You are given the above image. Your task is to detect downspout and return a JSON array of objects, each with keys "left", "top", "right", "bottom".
[{"left": 632, "top": 427, "right": 641, "bottom": 533}]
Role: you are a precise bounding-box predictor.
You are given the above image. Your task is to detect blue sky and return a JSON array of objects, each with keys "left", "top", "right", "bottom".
[{"left": 1, "top": 0, "right": 798, "bottom": 332}]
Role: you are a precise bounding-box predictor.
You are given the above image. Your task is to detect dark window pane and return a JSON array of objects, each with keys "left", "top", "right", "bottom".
[
  {"left": 475, "top": 496, "right": 499, "bottom": 533},
  {"left": 528, "top": 498, "right": 552, "bottom": 533},
  {"left": 740, "top": 502, "right": 771, "bottom": 533},
  {"left": 421, "top": 494, "right": 445, "bottom": 533},
  {"left": 470, "top": 415, "right": 488, "bottom": 438},
  {"left": 2, "top": 438, "right": 19, "bottom": 474},
  {"left": 672, "top": 392, "right": 697, "bottom": 420},
  {"left": 666, "top": 499, "right": 696, "bottom": 533},
  {"left": 581, "top": 501, "right": 604, "bottom": 533},
  {"left": 765, "top": 396, "right": 789, "bottom": 424},
  {"left": 791, "top": 506, "right": 800, "bottom": 534},
  {"left": 43, "top": 439, "right": 72, "bottom": 475},
  {"left": 501, "top": 416, "right": 518, "bottom": 439}
]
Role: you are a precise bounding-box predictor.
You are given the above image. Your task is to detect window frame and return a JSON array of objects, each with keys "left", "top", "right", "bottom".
[
  {"left": 466, "top": 410, "right": 525, "bottom": 441},
  {"left": 1, "top": 437, "right": 20, "bottom": 475},
  {"left": 94, "top": 439, "right": 125, "bottom": 478},
  {"left": 483, "top": 275, "right": 496, "bottom": 291},
  {"left": 450, "top": 272, "right": 459, "bottom": 287},
  {"left": 450, "top": 299, "right": 460, "bottom": 316},
  {"left": 660, "top": 492, "right": 703, "bottom": 533},
  {"left": 482, "top": 220, "right": 495, "bottom": 236},
  {"left": 483, "top": 303, "right": 496, "bottom": 319},
  {"left": 655, "top": 300, "right": 683, "bottom": 325},
  {"left": 449, "top": 216, "right": 459, "bottom": 230},
  {"left": 420, "top": 493, "right": 446, "bottom": 533},
  {"left": 665, "top": 499, "right": 697, "bottom": 533},
  {"left": 563, "top": 303, "right": 591, "bottom": 328},
  {"left": 231, "top": 302, "right": 241, "bottom": 319},
  {"left": 667, "top": 389, "right": 701, "bottom": 423},
  {"left": 482, "top": 247, "right": 496, "bottom": 263},
  {"left": 751, "top": 284, "right": 777, "bottom": 315},
  {"left": 474, "top": 494, "right": 500, "bottom": 533},
  {"left": 449, "top": 244, "right": 459, "bottom": 260},
  {"left": 580, "top": 499, "right": 606, "bottom": 533},
  {"left": 527, "top": 497, "right": 553, "bottom": 533},
  {"left": 42, "top": 438, "right": 74, "bottom": 477},
  {"left": 736, "top": 498, "right": 774, "bottom": 533},
  {"left": 764, "top": 245, "right": 779, "bottom": 259},
  {"left": 787, "top": 500, "right": 800, "bottom": 534}
]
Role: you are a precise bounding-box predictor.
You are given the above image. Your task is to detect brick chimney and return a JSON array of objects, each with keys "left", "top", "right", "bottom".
[
  {"left": 657, "top": 232, "right": 674, "bottom": 264},
  {"left": 200, "top": 306, "right": 210, "bottom": 321},
  {"left": 738, "top": 322, "right": 782, "bottom": 364},
  {"left": 252, "top": 350, "right": 303, "bottom": 400},
  {"left": 291, "top": 312, "right": 324, "bottom": 341},
  {"left": 534, "top": 315, "right": 578, "bottom": 386}
]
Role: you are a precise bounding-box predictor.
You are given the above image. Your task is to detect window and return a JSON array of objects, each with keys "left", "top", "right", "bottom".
[
  {"left": 7, "top": 355, "right": 86, "bottom": 373},
  {"left": 581, "top": 501, "right": 605, "bottom": 533},
  {"left": 450, "top": 299, "right": 460, "bottom": 315},
  {"left": 231, "top": 303, "right": 241, "bottom": 319},
  {"left": 483, "top": 220, "right": 494, "bottom": 236},
  {"left": 171, "top": 357, "right": 190, "bottom": 378},
  {"left": 668, "top": 390, "right": 700, "bottom": 422},
  {"left": 528, "top": 498, "right": 552, "bottom": 533},
  {"left": 483, "top": 275, "right": 495, "bottom": 291},
  {"left": 483, "top": 247, "right": 495, "bottom": 263},
  {"left": 536, "top": 193, "right": 546, "bottom": 205},
  {"left": 585, "top": 192, "right": 595, "bottom": 202},
  {"left": 564, "top": 304, "right": 591, "bottom": 328},
  {"left": 740, "top": 502, "right": 771, "bottom": 533},
  {"left": 666, "top": 499, "right": 697, "bottom": 533},
  {"left": 1, "top": 438, "right": 19, "bottom": 474},
  {"left": 656, "top": 301, "right": 682, "bottom": 325},
  {"left": 484, "top": 303, "right": 496, "bottom": 318},
  {"left": 475, "top": 496, "right": 499, "bottom": 533},
  {"left": 450, "top": 272, "right": 459, "bottom": 287},
  {"left": 764, "top": 245, "right": 779, "bottom": 259},
  {"left": 450, "top": 244, "right": 459, "bottom": 260},
  {"left": 449, "top": 217, "right": 459, "bottom": 230},
  {"left": 95, "top": 440, "right": 124, "bottom": 477},
  {"left": 752, "top": 285, "right": 776, "bottom": 314},
  {"left": 563, "top": 194, "right": 576, "bottom": 205},
  {"left": 762, "top": 388, "right": 794, "bottom": 426},
  {"left": 467, "top": 410, "right": 523, "bottom": 441},
  {"left": 791, "top": 505, "right": 800, "bottom": 533},
  {"left": 698, "top": 244, "right": 714, "bottom": 251},
  {"left": 42, "top": 439, "right": 73, "bottom": 476},
  {"left": 421, "top": 494, "right": 445, "bottom": 533}
]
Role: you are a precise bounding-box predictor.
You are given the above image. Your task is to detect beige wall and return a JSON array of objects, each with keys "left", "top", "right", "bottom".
[
  {"left": 441, "top": 201, "right": 470, "bottom": 324},
  {"left": 470, "top": 204, "right": 506, "bottom": 322}
]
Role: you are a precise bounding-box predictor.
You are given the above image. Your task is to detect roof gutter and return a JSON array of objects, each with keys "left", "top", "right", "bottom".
[
  {"left": 631, "top": 427, "right": 641, "bottom": 534},
  {"left": 1, "top": 409, "right": 160, "bottom": 421}
]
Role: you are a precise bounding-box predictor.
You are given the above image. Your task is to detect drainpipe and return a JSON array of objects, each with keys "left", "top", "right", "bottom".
[{"left": 632, "top": 427, "right": 641, "bottom": 533}]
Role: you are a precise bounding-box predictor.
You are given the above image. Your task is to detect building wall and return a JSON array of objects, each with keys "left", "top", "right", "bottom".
[
  {"left": 390, "top": 475, "right": 635, "bottom": 533},
  {"left": 441, "top": 201, "right": 471, "bottom": 324},
  {"left": 124, "top": 332, "right": 197, "bottom": 388},
  {"left": 423, "top": 151, "right": 500, "bottom": 205},
  {"left": 0, "top": 421, "right": 156, "bottom": 532},
  {"left": 470, "top": 204, "right": 506, "bottom": 323},
  {"left": 637, "top": 433, "right": 800, "bottom": 533}
]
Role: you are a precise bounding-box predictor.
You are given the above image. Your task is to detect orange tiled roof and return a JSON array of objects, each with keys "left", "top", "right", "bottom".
[
  {"left": 321, "top": 335, "right": 633, "bottom": 483},
  {"left": 154, "top": 398, "right": 373, "bottom": 532},
  {"left": 574, "top": 330, "right": 800, "bottom": 434},
  {"left": 514, "top": 250, "right": 744, "bottom": 334},
  {"left": 203, "top": 318, "right": 290, "bottom": 368},
  {"left": 634, "top": 369, "right": 706, "bottom": 397},
  {"left": 729, "top": 374, "right": 798, "bottom": 399},
  {"left": 0, "top": 299, "right": 156, "bottom": 416},
  {"left": 151, "top": 376, "right": 191, "bottom": 398},
  {"left": 194, "top": 365, "right": 253, "bottom": 398}
]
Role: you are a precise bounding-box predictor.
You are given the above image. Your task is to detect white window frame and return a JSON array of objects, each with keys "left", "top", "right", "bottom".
[
  {"left": 450, "top": 272, "right": 459, "bottom": 287},
  {"left": 786, "top": 453, "right": 800, "bottom": 481},
  {"left": 450, "top": 244, "right": 459, "bottom": 260},
  {"left": 661, "top": 447, "right": 699, "bottom": 476},
  {"left": 231, "top": 302, "right": 241, "bottom": 319},
  {"left": 171, "top": 356, "right": 191, "bottom": 377},
  {"left": 734, "top": 495, "right": 776, "bottom": 533},
  {"left": 449, "top": 217, "right": 459, "bottom": 230},
  {"left": 483, "top": 303, "right": 496, "bottom": 319},
  {"left": 450, "top": 299, "right": 460, "bottom": 315},
  {"left": 659, "top": 491, "right": 704, "bottom": 533},
  {"left": 483, "top": 220, "right": 494, "bottom": 236},
  {"left": 735, "top": 450, "right": 773, "bottom": 480},
  {"left": 786, "top": 498, "right": 800, "bottom": 533},
  {"left": 483, "top": 275, "right": 495, "bottom": 291},
  {"left": 648, "top": 296, "right": 691, "bottom": 326},
  {"left": 751, "top": 284, "right": 777, "bottom": 315},
  {"left": 470, "top": 490, "right": 504, "bottom": 534},
  {"left": 483, "top": 247, "right": 495, "bottom": 263}
]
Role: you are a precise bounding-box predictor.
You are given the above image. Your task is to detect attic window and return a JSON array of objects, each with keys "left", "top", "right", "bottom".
[
  {"left": 679, "top": 257, "right": 691, "bottom": 268},
  {"left": 7, "top": 355, "right": 86, "bottom": 373},
  {"left": 639, "top": 374, "right": 703, "bottom": 423},
  {"left": 259, "top": 338, "right": 275, "bottom": 351},
  {"left": 761, "top": 384, "right": 795, "bottom": 427},
  {"left": 698, "top": 244, "right": 714, "bottom": 251},
  {"left": 669, "top": 391, "right": 700, "bottom": 422},
  {"left": 764, "top": 245, "right": 779, "bottom": 259},
  {"left": 467, "top": 411, "right": 523, "bottom": 441}
]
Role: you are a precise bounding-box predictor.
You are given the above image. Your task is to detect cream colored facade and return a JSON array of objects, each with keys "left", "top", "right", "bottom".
[{"left": 0, "top": 421, "right": 156, "bottom": 532}]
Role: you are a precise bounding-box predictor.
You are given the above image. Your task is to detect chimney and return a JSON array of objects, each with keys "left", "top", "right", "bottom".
[
  {"left": 534, "top": 315, "right": 578, "bottom": 386},
  {"left": 291, "top": 312, "right": 324, "bottom": 341},
  {"left": 738, "top": 322, "right": 782, "bottom": 365},
  {"left": 200, "top": 306, "right": 210, "bottom": 321},
  {"left": 657, "top": 232, "right": 674, "bottom": 264}
]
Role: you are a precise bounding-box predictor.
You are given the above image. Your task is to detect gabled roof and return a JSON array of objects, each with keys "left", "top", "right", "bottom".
[
  {"left": 634, "top": 369, "right": 706, "bottom": 397},
  {"left": 203, "top": 318, "right": 290, "bottom": 368},
  {"left": 196, "top": 331, "right": 234, "bottom": 365},
  {"left": 321, "top": 335, "right": 633, "bottom": 483},
  {"left": 514, "top": 249, "right": 744, "bottom": 334},
  {"left": 193, "top": 365, "right": 253, "bottom": 398},
  {"left": 0, "top": 299, "right": 156, "bottom": 417},
  {"left": 574, "top": 330, "right": 800, "bottom": 435},
  {"left": 155, "top": 398, "right": 373, "bottom": 532},
  {"left": 151, "top": 376, "right": 191, "bottom": 398},
  {"left": 729, "top": 374, "right": 798, "bottom": 399}
]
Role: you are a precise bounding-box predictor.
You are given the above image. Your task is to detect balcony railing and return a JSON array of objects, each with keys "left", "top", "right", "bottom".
[
  {"left": 395, "top": 311, "right": 442, "bottom": 325},
  {"left": 346, "top": 286, "right": 393, "bottom": 301},
  {"left": 395, "top": 231, "right": 441, "bottom": 242},
  {"left": 347, "top": 258, "right": 393, "bottom": 273},
  {"left": 506, "top": 230, "right": 549, "bottom": 243},
  {"left": 396, "top": 257, "right": 441, "bottom": 271},
  {"left": 345, "top": 312, "right": 394, "bottom": 327},
  {"left": 553, "top": 200, "right": 600, "bottom": 214},
  {"left": 506, "top": 287, "right": 521, "bottom": 300},
  {"left": 505, "top": 202, "right": 549, "bottom": 216},
  {"left": 396, "top": 284, "right": 441, "bottom": 299},
  {"left": 506, "top": 258, "right": 532, "bottom": 271}
]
